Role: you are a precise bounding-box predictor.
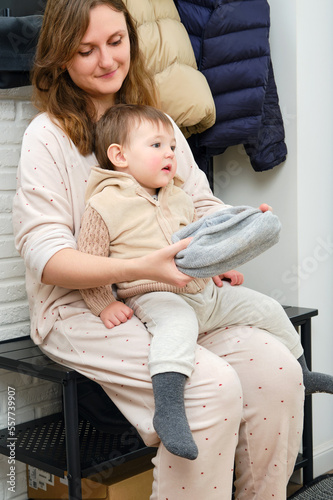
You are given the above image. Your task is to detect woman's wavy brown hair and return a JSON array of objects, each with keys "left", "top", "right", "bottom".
[{"left": 32, "top": 0, "right": 159, "bottom": 155}]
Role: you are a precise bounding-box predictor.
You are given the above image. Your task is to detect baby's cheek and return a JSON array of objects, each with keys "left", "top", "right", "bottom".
[
  {"left": 152, "top": 155, "right": 164, "bottom": 167},
  {"left": 148, "top": 157, "right": 164, "bottom": 173}
]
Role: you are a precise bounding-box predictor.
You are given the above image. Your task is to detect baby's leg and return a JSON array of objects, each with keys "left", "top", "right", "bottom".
[
  {"left": 126, "top": 292, "right": 199, "bottom": 459},
  {"left": 151, "top": 371, "right": 198, "bottom": 459},
  {"left": 182, "top": 280, "right": 302, "bottom": 355}
]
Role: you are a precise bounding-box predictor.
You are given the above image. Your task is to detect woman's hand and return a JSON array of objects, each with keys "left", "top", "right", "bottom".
[
  {"left": 100, "top": 301, "right": 133, "bottom": 329},
  {"left": 212, "top": 270, "right": 244, "bottom": 288},
  {"left": 136, "top": 238, "right": 194, "bottom": 288}
]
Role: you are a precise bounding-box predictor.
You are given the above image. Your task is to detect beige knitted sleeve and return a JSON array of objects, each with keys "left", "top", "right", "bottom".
[{"left": 78, "top": 206, "right": 116, "bottom": 316}]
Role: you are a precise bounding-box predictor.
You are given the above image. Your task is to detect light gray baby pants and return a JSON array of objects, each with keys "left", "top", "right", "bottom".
[{"left": 126, "top": 280, "right": 302, "bottom": 377}]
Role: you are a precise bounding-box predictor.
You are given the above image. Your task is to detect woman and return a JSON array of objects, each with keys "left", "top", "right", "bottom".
[{"left": 12, "top": 1, "right": 304, "bottom": 498}]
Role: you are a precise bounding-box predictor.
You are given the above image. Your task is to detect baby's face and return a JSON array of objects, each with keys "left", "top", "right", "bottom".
[{"left": 122, "top": 120, "right": 177, "bottom": 196}]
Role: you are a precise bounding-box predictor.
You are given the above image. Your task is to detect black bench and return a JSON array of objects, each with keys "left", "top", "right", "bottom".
[{"left": 0, "top": 306, "right": 318, "bottom": 500}]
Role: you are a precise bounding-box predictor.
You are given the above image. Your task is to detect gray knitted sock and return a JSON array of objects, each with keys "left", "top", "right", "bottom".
[
  {"left": 152, "top": 372, "right": 198, "bottom": 460},
  {"left": 298, "top": 354, "right": 333, "bottom": 395}
]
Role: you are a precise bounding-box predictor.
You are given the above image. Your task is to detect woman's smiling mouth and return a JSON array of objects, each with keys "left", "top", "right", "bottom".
[{"left": 98, "top": 69, "right": 117, "bottom": 79}]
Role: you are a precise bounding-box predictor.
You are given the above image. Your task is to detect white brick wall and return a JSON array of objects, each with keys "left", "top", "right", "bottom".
[
  {"left": 0, "top": 86, "right": 33, "bottom": 343},
  {"left": 0, "top": 87, "right": 62, "bottom": 499}
]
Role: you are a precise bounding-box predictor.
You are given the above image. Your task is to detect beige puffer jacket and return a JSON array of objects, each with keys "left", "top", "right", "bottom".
[{"left": 124, "top": 0, "right": 216, "bottom": 138}]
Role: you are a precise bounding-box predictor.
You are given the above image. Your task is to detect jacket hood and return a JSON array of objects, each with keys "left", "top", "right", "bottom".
[{"left": 85, "top": 166, "right": 184, "bottom": 203}]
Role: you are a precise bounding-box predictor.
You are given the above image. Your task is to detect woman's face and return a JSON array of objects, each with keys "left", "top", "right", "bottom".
[{"left": 66, "top": 4, "right": 131, "bottom": 114}]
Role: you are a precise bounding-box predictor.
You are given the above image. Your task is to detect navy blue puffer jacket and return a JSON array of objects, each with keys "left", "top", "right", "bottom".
[{"left": 174, "top": 0, "right": 287, "bottom": 173}]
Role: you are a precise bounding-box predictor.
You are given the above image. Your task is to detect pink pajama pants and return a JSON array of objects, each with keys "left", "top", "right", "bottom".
[{"left": 40, "top": 297, "right": 304, "bottom": 500}]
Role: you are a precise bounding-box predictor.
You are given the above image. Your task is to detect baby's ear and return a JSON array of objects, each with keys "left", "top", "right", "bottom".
[{"left": 107, "top": 144, "right": 128, "bottom": 168}]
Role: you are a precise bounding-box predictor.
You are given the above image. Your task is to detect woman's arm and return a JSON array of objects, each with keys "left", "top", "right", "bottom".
[
  {"left": 41, "top": 194, "right": 193, "bottom": 290},
  {"left": 42, "top": 239, "right": 193, "bottom": 289},
  {"left": 13, "top": 116, "right": 82, "bottom": 284}
]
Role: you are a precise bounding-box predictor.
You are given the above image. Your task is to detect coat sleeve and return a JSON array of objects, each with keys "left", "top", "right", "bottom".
[
  {"left": 77, "top": 206, "right": 116, "bottom": 316},
  {"left": 244, "top": 60, "right": 287, "bottom": 172}
]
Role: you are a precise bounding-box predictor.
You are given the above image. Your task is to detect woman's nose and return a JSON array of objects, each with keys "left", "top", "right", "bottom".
[{"left": 98, "top": 46, "right": 113, "bottom": 68}]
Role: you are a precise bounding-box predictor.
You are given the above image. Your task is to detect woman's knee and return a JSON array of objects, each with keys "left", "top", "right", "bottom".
[
  {"left": 243, "top": 330, "right": 304, "bottom": 404},
  {"left": 186, "top": 346, "right": 243, "bottom": 424}
]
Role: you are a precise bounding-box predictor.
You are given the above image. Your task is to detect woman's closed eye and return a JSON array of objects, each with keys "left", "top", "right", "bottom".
[
  {"left": 79, "top": 49, "right": 93, "bottom": 57},
  {"left": 110, "top": 37, "right": 122, "bottom": 46},
  {"left": 78, "top": 37, "right": 122, "bottom": 57}
]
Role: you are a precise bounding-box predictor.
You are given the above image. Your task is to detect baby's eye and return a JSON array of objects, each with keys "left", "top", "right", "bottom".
[
  {"left": 152, "top": 143, "right": 160, "bottom": 148},
  {"left": 171, "top": 145, "right": 176, "bottom": 152}
]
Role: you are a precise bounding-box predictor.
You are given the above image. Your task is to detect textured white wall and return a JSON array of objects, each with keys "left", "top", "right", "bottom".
[
  {"left": 295, "top": 0, "right": 333, "bottom": 476},
  {"left": 0, "top": 87, "right": 32, "bottom": 341}
]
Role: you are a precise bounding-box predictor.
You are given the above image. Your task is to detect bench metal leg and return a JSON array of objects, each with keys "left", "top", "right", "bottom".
[
  {"left": 301, "top": 318, "right": 314, "bottom": 485},
  {"left": 63, "top": 379, "right": 82, "bottom": 500}
]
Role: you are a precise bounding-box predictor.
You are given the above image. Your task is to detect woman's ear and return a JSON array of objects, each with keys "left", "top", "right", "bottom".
[{"left": 107, "top": 144, "right": 128, "bottom": 169}]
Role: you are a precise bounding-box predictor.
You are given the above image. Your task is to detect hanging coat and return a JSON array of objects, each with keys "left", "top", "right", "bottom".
[
  {"left": 174, "top": 0, "right": 287, "bottom": 173},
  {"left": 124, "top": 0, "right": 216, "bottom": 138}
]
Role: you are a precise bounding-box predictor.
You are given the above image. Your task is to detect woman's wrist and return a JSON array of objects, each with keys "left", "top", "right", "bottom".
[{"left": 112, "top": 255, "right": 144, "bottom": 284}]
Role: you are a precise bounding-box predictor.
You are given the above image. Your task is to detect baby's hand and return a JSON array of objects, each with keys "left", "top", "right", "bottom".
[
  {"left": 100, "top": 301, "right": 133, "bottom": 329},
  {"left": 259, "top": 203, "right": 273, "bottom": 212},
  {"left": 212, "top": 270, "right": 244, "bottom": 287}
]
